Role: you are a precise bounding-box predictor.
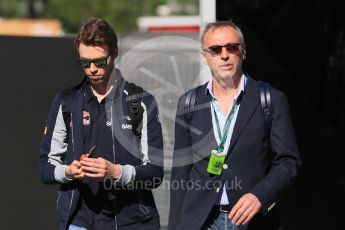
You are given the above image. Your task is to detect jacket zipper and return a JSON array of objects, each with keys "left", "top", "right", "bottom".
[
  {"left": 70, "top": 113, "right": 75, "bottom": 153},
  {"left": 110, "top": 103, "right": 118, "bottom": 230},
  {"left": 64, "top": 112, "right": 75, "bottom": 230},
  {"left": 56, "top": 191, "right": 62, "bottom": 207}
]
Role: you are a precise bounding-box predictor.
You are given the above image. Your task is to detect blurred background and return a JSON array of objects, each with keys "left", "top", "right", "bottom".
[
  {"left": 0, "top": 0, "right": 199, "bottom": 34},
  {"left": 0, "top": 0, "right": 344, "bottom": 229}
]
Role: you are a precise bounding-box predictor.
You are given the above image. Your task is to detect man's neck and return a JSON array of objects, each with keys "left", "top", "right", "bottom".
[
  {"left": 91, "top": 84, "right": 114, "bottom": 103},
  {"left": 212, "top": 74, "right": 242, "bottom": 99},
  {"left": 212, "top": 74, "right": 242, "bottom": 115},
  {"left": 91, "top": 82, "right": 108, "bottom": 96},
  {"left": 91, "top": 71, "right": 116, "bottom": 102}
]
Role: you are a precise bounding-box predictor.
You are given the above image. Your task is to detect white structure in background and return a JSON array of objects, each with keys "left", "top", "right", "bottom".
[
  {"left": 199, "top": 0, "right": 216, "bottom": 83},
  {"left": 137, "top": 15, "right": 200, "bottom": 32},
  {"left": 200, "top": 0, "right": 216, "bottom": 31},
  {"left": 137, "top": 0, "right": 200, "bottom": 32}
]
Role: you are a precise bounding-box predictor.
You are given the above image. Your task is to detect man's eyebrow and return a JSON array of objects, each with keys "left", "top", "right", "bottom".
[{"left": 79, "top": 55, "right": 108, "bottom": 60}]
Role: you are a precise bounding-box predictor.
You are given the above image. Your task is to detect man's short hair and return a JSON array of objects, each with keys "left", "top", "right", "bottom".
[
  {"left": 75, "top": 17, "right": 118, "bottom": 55},
  {"left": 201, "top": 21, "right": 245, "bottom": 48}
]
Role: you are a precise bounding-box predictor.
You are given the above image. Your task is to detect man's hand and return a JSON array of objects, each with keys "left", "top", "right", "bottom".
[
  {"left": 80, "top": 157, "right": 122, "bottom": 179},
  {"left": 65, "top": 160, "right": 85, "bottom": 180},
  {"left": 229, "top": 193, "right": 262, "bottom": 226}
]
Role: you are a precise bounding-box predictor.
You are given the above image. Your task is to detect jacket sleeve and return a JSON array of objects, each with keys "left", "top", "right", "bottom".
[
  {"left": 124, "top": 95, "right": 164, "bottom": 188},
  {"left": 38, "top": 94, "right": 72, "bottom": 184},
  {"left": 168, "top": 95, "right": 193, "bottom": 229},
  {"left": 250, "top": 90, "right": 302, "bottom": 215}
]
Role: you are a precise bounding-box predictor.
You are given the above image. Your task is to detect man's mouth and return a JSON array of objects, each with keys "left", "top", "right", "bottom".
[
  {"left": 89, "top": 75, "right": 101, "bottom": 80},
  {"left": 219, "top": 63, "right": 233, "bottom": 70}
]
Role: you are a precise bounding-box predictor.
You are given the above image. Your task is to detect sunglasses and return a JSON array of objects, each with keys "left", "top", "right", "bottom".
[
  {"left": 203, "top": 43, "right": 242, "bottom": 56},
  {"left": 77, "top": 55, "right": 110, "bottom": 68}
]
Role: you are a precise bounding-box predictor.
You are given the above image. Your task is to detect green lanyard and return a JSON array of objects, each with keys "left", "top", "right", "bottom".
[{"left": 211, "top": 98, "right": 240, "bottom": 153}]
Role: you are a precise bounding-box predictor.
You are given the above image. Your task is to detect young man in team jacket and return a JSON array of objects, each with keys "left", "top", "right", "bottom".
[{"left": 39, "top": 17, "right": 163, "bottom": 230}]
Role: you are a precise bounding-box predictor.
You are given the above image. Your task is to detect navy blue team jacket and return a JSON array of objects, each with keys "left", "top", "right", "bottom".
[{"left": 39, "top": 71, "right": 163, "bottom": 230}]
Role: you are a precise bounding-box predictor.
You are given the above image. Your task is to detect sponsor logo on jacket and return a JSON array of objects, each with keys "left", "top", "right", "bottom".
[
  {"left": 83, "top": 111, "right": 90, "bottom": 125},
  {"left": 122, "top": 123, "right": 132, "bottom": 130}
]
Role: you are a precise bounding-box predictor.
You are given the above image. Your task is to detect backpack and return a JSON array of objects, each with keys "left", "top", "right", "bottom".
[
  {"left": 126, "top": 82, "right": 144, "bottom": 139},
  {"left": 60, "top": 82, "right": 144, "bottom": 141},
  {"left": 183, "top": 81, "right": 272, "bottom": 131}
]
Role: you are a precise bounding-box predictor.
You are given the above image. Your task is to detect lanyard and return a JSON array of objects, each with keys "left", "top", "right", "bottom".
[{"left": 211, "top": 94, "right": 241, "bottom": 153}]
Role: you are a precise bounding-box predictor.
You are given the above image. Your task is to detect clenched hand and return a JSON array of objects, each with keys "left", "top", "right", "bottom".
[{"left": 65, "top": 160, "right": 85, "bottom": 179}]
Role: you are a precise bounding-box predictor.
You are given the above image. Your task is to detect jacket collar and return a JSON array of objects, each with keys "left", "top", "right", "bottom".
[
  {"left": 228, "top": 76, "right": 260, "bottom": 153},
  {"left": 192, "top": 75, "right": 260, "bottom": 156},
  {"left": 68, "top": 68, "right": 126, "bottom": 159}
]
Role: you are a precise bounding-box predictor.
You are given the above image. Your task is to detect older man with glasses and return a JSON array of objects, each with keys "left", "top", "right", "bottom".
[{"left": 169, "top": 21, "right": 301, "bottom": 230}]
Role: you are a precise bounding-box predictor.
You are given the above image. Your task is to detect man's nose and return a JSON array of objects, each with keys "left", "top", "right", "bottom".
[
  {"left": 89, "top": 62, "right": 98, "bottom": 72},
  {"left": 220, "top": 47, "right": 229, "bottom": 59}
]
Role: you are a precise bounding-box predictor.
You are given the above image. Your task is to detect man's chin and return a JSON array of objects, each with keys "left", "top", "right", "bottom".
[
  {"left": 219, "top": 72, "right": 234, "bottom": 80},
  {"left": 88, "top": 74, "right": 111, "bottom": 86},
  {"left": 219, "top": 70, "right": 242, "bottom": 80}
]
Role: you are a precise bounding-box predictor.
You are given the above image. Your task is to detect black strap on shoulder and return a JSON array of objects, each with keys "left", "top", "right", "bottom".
[
  {"left": 184, "top": 87, "right": 198, "bottom": 121},
  {"left": 127, "top": 82, "right": 144, "bottom": 139},
  {"left": 259, "top": 81, "right": 272, "bottom": 132},
  {"left": 127, "top": 82, "right": 146, "bottom": 204},
  {"left": 59, "top": 90, "right": 72, "bottom": 140}
]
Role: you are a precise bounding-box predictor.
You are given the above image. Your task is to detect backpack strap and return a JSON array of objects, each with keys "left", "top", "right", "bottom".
[
  {"left": 259, "top": 81, "right": 272, "bottom": 132},
  {"left": 59, "top": 90, "right": 72, "bottom": 141},
  {"left": 127, "top": 82, "right": 144, "bottom": 139},
  {"left": 58, "top": 79, "right": 86, "bottom": 142},
  {"left": 127, "top": 83, "right": 146, "bottom": 208},
  {"left": 184, "top": 87, "right": 198, "bottom": 121}
]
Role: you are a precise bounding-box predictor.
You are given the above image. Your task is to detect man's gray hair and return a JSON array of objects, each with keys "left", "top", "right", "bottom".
[{"left": 201, "top": 21, "right": 245, "bottom": 49}]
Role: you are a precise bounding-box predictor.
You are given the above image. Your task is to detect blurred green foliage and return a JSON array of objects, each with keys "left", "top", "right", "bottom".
[{"left": 0, "top": 0, "right": 199, "bottom": 33}]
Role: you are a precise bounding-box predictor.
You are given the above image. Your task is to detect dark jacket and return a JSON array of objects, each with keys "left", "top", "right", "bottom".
[
  {"left": 169, "top": 76, "right": 301, "bottom": 230},
  {"left": 39, "top": 72, "right": 164, "bottom": 230}
]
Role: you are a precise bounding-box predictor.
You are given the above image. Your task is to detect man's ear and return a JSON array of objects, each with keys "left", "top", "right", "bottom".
[
  {"left": 242, "top": 50, "right": 246, "bottom": 60},
  {"left": 112, "top": 48, "right": 118, "bottom": 59}
]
